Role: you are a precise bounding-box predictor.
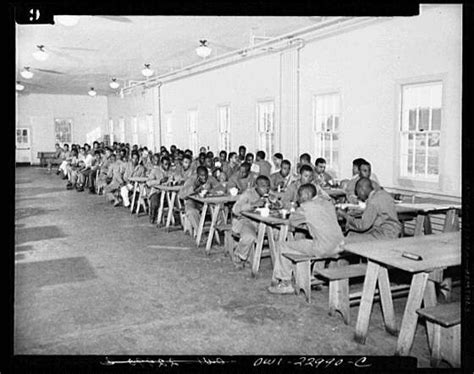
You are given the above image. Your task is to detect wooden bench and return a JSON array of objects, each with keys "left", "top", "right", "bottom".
[
  {"left": 37, "top": 152, "right": 59, "bottom": 167},
  {"left": 282, "top": 252, "right": 350, "bottom": 304},
  {"left": 216, "top": 224, "right": 239, "bottom": 258},
  {"left": 416, "top": 302, "right": 461, "bottom": 368},
  {"left": 314, "top": 264, "right": 368, "bottom": 324}
]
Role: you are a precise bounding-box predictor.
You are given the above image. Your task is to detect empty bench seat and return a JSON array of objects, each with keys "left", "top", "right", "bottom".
[
  {"left": 416, "top": 302, "right": 461, "bottom": 368},
  {"left": 314, "top": 264, "right": 368, "bottom": 325},
  {"left": 282, "top": 252, "right": 349, "bottom": 304}
]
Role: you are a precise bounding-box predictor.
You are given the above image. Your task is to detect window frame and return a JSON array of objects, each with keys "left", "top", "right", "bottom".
[
  {"left": 187, "top": 108, "right": 199, "bottom": 155},
  {"left": 256, "top": 99, "right": 276, "bottom": 160},
  {"left": 54, "top": 118, "right": 73, "bottom": 145},
  {"left": 217, "top": 104, "right": 231, "bottom": 153},
  {"left": 311, "top": 92, "right": 341, "bottom": 175}
]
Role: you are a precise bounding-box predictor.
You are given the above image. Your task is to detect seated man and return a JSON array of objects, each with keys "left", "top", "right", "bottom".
[
  {"left": 215, "top": 150, "right": 228, "bottom": 171},
  {"left": 58, "top": 144, "right": 71, "bottom": 178},
  {"left": 345, "top": 160, "right": 381, "bottom": 204},
  {"left": 314, "top": 157, "right": 334, "bottom": 187},
  {"left": 268, "top": 183, "right": 345, "bottom": 294},
  {"left": 272, "top": 152, "right": 283, "bottom": 174},
  {"left": 104, "top": 153, "right": 126, "bottom": 206},
  {"left": 146, "top": 155, "right": 177, "bottom": 223},
  {"left": 77, "top": 150, "right": 101, "bottom": 193},
  {"left": 211, "top": 167, "right": 229, "bottom": 194},
  {"left": 67, "top": 147, "right": 87, "bottom": 190},
  {"left": 238, "top": 145, "right": 247, "bottom": 163},
  {"left": 120, "top": 151, "right": 146, "bottom": 207},
  {"left": 282, "top": 164, "right": 331, "bottom": 207},
  {"left": 270, "top": 159, "right": 293, "bottom": 192},
  {"left": 178, "top": 166, "right": 220, "bottom": 234},
  {"left": 295, "top": 153, "right": 314, "bottom": 176},
  {"left": 227, "top": 162, "right": 257, "bottom": 193},
  {"left": 65, "top": 149, "right": 79, "bottom": 189},
  {"left": 47, "top": 143, "right": 64, "bottom": 172},
  {"left": 222, "top": 152, "right": 240, "bottom": 178},
  {"left": 96, "top": 148, "right": 113, "bottom": 194},
  {"left": 175, "top": 154, "right": 194, "bottom": 183},
  {"left": 254, "top": 150, "right": 272, "bottom": 177},
  {"left": 337, "top": 177, "right": 401, "bottom": 242},
  {"left": 231, "top": 175, "right": 275, "bottom": 268}
]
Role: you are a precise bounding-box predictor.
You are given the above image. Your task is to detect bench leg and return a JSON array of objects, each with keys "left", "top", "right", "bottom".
[
  {"left": 328, "top": 279, "right": 350, "bottom": 325},
  {"left": 251, "top": 223, "right": 266, "bottom": 278},
  {"left": 294, "top": 261, "right": 311, "bottom": 303},
  {"left": 378, "top": 266, "right": 398, "bottom": 336},
  {"left": 430, "top": 324, "right": 442, "bottom": 368},
  {"left": 445, "top": 324, "right": 461, "bottom": 368},
  {"left": 224, "top": 231, "right": 234, "bottom": 258}
]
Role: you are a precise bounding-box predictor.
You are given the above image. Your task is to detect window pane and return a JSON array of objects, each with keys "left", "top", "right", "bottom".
[
  {"left": 419, "top": 108, "right": 430, "bottom": 131},
  {"left": 23, "top": 129, "right": 28, "bottom": 136},
  {"left": 428, "top": 133, "right": 440, "bottom": 147},
  {"left": 326, "top": 115, "right": 333, "bottom": 132},
  {"left": 431, "top": 108, "right": 441, "bottom": 130},
  {"left": 414, "top": 134, "right": 426, "bottom": 174},
  {"left": 407, "top": 133, "right": 414, "bottom": 174},
  {"left": 427, "top": 147, "right": 439, "bottom": 175},
  {"left": 334, "top": 115, "right": 339, "bottom": 132},
  {"left": 408, "top": 109, "right": 417, "bottom": 131}
]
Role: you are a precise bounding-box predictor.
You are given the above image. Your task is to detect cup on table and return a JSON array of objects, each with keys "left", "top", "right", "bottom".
[
  {"left": 229, "top": 187, "right": 238, "bottom": 196},
  {"left": 280, "top": 208, "right": 289, "bottom": 219},
  {"left": 259, "top": 207, "right": 270, "bottom": 217},
  {"left": 200, "top": 189, "right": 208, "bottom": 197}
]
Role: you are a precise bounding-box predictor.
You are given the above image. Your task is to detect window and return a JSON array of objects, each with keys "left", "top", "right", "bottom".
[
  {"left": 257, "top": 101, "right": 275, "bottom": 158},
  {"left": 187, "top": 109, "right": 198, "bottom": 154},
  {"left": 118, "top": 117, "right": 125, "bottom": 143},
  {"left": 146, "top": 114, "right": 155, "bottom": 151},
  {"left": 131, "top": 116, "right": 138, "bottom": 145},
  {"left": 400, "top": 82, "right": 442, "bottom": 180},
  {"left": 54, "top": 118, "right": 72, "bottom": 144},
  {"left": 313, "top": 93, "right": 340, "bottom": 174},
  {"left": 164, "top": 112, "right": 173, "bottom": 147},
  {"left": 218, "top": 105, "right": 231, "bottom": 152},
  {"left": 108, "top": 119, "right": 114, "bottom": 144}
]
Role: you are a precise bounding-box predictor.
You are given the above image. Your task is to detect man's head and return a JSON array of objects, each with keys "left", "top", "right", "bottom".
[
  {"left": 170, "top": 145, "right": 177, "bottom": 154},
  {"left": 245, "top": 152, "right": 254, "bottom": 164},
  {"left": 219, "top": 150, "right": 227, "bottom": 162},
  {"left": 359, "top": 161, "right": 372, "bottom": 179},
  {"left": 355, "top": 177, "right": 374, "bottom": 201},
  {"left": 229, "top": 152, "right": 238, "bottom": 164},
  {"left": 105, "top": 147, "right": 112, "bottom": 158},
  {"left": 94, "top": 150, "right": 101, "bottom": 161},
  {"left": 298, "top": 183, "right": 317, "bottom": 204},
  {"left": 84, "top": 143, "right": 91, "bottom": 152},
  {"left": 119, "top": 149, "right": 127, "bottom": 159},
  {"left": 272, "top": 153, "right": 283, "bottom": 168},
  {"left": 196, "top": 166, "right": 209, "bottom": 184},
  {"left": 198, "top": 152, "right": 206, "bottom": 165},
  {"left": 238, "top": 145, "right": 246, "bottom": 157},
  {"left": 280, "top": 160, "right": 291, "bottom": 178},
  {"left": 300, "top": 164, "right": 314, "bottom": 184},
  {"left": 161, "top": 156, "right": 171, "bottom": 171},
  {"left": 182, "top": 154, "right": 192, "bottom": 170},
  {"left": 152, "top": 154, "right": 160, "bottom": 165},
  {"left": 55, "top": 143, "right": 60, "bottom": 150},
  {"left": 64, "top": 144, "right": 69, "bottom": 151},
  {"left": 199, "top": 146, "right": 207, "bottom": 154},
  {"left": 79, "top": 147, "right": 86, "bottom": 155},
  {"left": 184, "top": 149, "right": 193, "bottom": 158},
  {"left": 239, "top": 162, "right": 251, "bottom": 179},
  {"left": 131, "top": 151, "right": 140, "bottom": 166},
  {"left": 315, "top": 157, "right": 327, "bottom": 174},
  {"left": 93, "top": 141, "right": 99, "bottom": 150},
  {"left": 204, "top": 156, "right": 214, "bottom": 170},
  {"left": 255, "top": 175, "right": 270, "bottom": 197},
  {"left": 352, "top": 158, "right": 366, "bottom": 176},
  {"left": 256, "top": 150, "right": 265, "bottom": 162},
  {"left": 299, "top": 153, "right": 311, "bottom": 165},
  {"left": 109, "top": 153, "right": 117, "bottom": 163}
]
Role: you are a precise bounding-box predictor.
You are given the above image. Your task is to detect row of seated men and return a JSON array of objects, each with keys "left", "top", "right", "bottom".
[{"left": 49, "top": 142, "right": 400, "bottom": 295}]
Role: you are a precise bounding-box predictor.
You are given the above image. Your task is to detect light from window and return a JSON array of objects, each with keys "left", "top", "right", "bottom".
[
  {"left": 313, "top": 94, "right": 340, "bottom": 174},
  {"left": 131, "top": 117, "right": 138, "bottom": 146},
  {"left": 108, "top": 119, "right": 114, "bottom": 144},
  {"left": 400, "top": 82, "right": 442, "bottom": 180},
  {"left": 257, "top": 101, "right": 275, "bottom": 159},
  {"left": 218, "top": 105, "right": 231, "bottom": 153},
  {"left": 165, "top": 112, "right": 173, "bottom": 148},
  {"left": 55, "top": 118, "right": 72, "bottom": 144},
  {"left": 119, "top": 118, "right": 125, "bottom": 143},
  {"left": 188, "top": 110, "right": 199, "bottom": 154},
  {"left": 146, "top": 114, "right": 155, "bottom": 151}
]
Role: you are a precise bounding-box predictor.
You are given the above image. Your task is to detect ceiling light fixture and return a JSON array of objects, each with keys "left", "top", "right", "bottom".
[
  {"left": 55, "top": 15, "right": 80, "bottom": 26},
  {"left": 141, "top": 64, "right": 154, "bottom": 78},
  {"left": 88, "top": 87, "right": 97, "bottom": 97},
  {"left": 109, "top": 78, "right": 120, "bottom": 89},
  {"left": 16, "top": 82, "right": 25, "bottom": 91},
  {"left": 196, "top": 40, "right": 212, "bottom": 58},
  {"left": 20, "top": 67, "right": 34, "bottom": 79},
  {"left": 33, "top": 45, "right": 49, "bottom": 61}
]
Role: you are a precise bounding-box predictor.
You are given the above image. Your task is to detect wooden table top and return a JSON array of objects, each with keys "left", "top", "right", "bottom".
[
  {"left": 241, "top": 210, "right": 290, "bottom": 225},
  {"left": 129, "top": 177, "right": 148, "bottom": 182},
  {"left": 342, "top": 232, "right": 461, "bottom": 273},
  {"left": 155, "top": 184, "right": 183, "bottom": 192},
  {"left": 395, "top": 202, "right": 461, "bottom": 213},
  {"left": 324, "top": 188, "right": 347, "bottom": 198},
  {"left": 189, "top": 193, "right": 240, "bottom": 204}
]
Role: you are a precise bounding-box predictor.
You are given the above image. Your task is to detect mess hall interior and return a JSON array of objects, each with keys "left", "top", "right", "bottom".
[{"left": 14, "top": 4, "right": 466, "bottom": 370}]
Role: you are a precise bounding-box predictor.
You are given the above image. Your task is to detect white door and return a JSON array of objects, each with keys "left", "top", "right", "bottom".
[{"left": 16, "top": 128, "right": 32, "bottom": 164}]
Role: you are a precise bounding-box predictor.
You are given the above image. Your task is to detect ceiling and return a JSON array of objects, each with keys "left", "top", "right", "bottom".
[{"left": 16, "top": 16, "right": 321, "bottom": 96}]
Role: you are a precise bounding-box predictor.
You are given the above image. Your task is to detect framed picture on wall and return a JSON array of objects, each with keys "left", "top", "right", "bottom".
[{"left": 54, "top": 118, "right": 73, "bottom": 144}]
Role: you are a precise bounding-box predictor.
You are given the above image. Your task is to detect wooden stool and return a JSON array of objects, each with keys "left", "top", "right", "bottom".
[
  {"left": 416, "top": 302, "right": 461, "bottom": 368},
  {"left": 315, "top": 263, "right": 368, "bottom": 324}
]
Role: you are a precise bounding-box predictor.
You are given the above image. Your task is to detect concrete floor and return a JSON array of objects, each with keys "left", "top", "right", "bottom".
[{"left": 15, "top": 166, "right": 448, "bottom": 367}]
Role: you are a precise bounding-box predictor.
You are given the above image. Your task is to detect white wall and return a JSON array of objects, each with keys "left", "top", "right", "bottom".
[
  {"left": 16, "top": 94, "right": 108, "bottom": 164},
  {"left": 104, "top": 5, "right": 462, "bottom": 197}
]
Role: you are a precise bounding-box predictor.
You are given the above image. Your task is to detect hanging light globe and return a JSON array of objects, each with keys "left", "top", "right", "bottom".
[
  {"left": 33, "top": 45, "right": 49, "bottom": 61},
  {"left": 88, "top": 87, "right": 97, "bottom": 97},
  {"left": 109, "top": 78, "right": 120, "bottom": 89},
  {"left": 196, "top": 40, "right": 212, "bottom": 58},
  {"left": 141, "top": 64, "right": 154, "bottom": 77},
  {"left": 16, "top": 82, "right": 25, "bottom": 91},
  {"left": 20, "top": 67, "right": 34, "bottom": 79}
]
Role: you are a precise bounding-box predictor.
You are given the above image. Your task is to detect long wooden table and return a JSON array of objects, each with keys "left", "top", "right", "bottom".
[
  {"left": 342, "top": 232, "right": 461, "bottom": 356},
  {"left": 241, "top": 211, "right": 291, "bottom": 277},
  {"left": 189, "top": 194, "right": 239, "bottom": 254}
]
